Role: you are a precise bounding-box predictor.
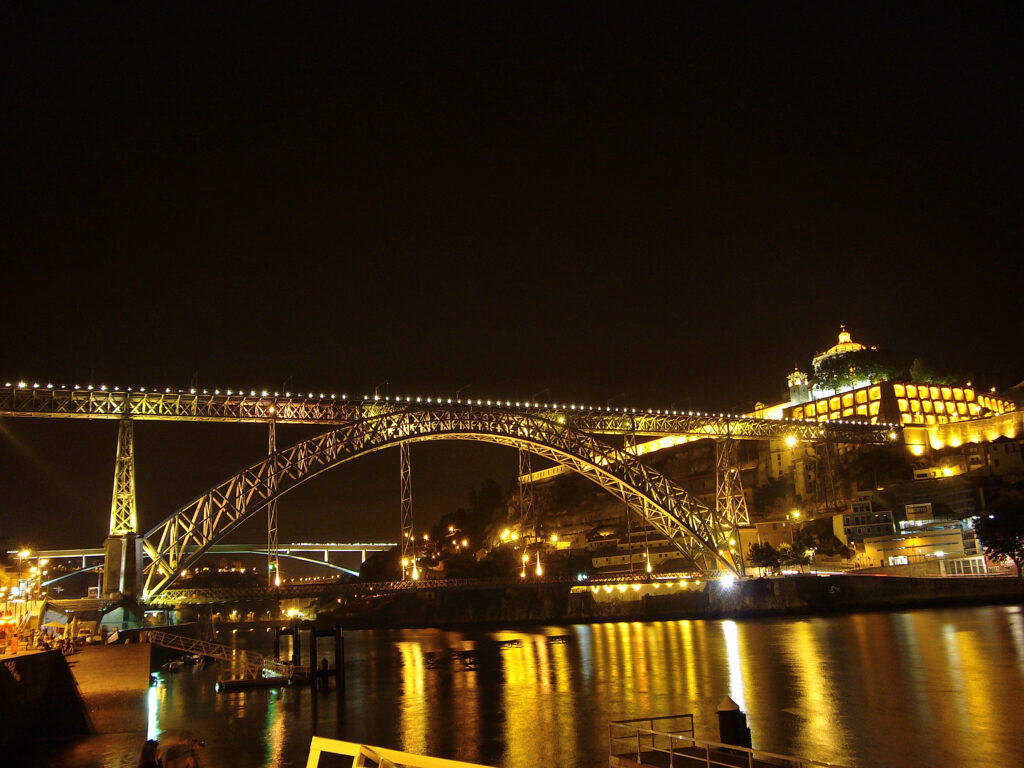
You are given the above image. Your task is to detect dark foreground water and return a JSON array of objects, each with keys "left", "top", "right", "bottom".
[{"left": 43, "top": 604, "right": 1024, "bottom": 768}]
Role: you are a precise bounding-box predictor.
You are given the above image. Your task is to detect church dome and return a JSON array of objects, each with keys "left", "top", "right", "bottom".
[{"left": 813, "top": 325, "right": 867, "bottom": 369}]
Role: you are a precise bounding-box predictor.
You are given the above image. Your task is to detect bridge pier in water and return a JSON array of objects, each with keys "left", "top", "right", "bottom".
[
  {"left": 102, "top": 532, "right": 142, "bottom": 599},
  {"left": 275, "top": 625, "right": 344, "bottom": 692}
]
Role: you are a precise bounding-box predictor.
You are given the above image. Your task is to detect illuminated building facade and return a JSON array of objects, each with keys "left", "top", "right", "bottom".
[
  {"left": 832, "top": 493, "right": 895, "bottom": 547},
  {"left": 787, "top": 380, "right": 1013, "bottom": 427},
  {"left": 779, "top": 328, "right": 1016, "bottom": 427}
]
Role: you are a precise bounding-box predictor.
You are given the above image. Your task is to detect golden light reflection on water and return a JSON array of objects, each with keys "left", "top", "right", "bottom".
[
  {"left": 779, "top": 620, "right": 850, "bottom": 761},
  {"left": 451, "top": 645, "right": 481, "bottom": 754},
  {"left": 397, "top": 640, "right": 428, "bottom": 755},
  {"left": 679, "top": 619, "right": 698, "bottom": 701},
  {"left": 63, "top": 609, "right": 1024, "bottom": 768},
  {"left": 721, "top": 620, "right": 745, "bottom": 712},
  {"left": 942, "top": 621, "right": 999, "bottom": 754},
  {"left": 501, "top": 632, "right": 580, "bottom": 768},
  {"left": 1008, "top": 606, "right": 1024, "bottom": 665}
]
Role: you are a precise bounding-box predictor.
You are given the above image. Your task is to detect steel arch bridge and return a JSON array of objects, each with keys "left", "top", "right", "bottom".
[{"left": 139, "top": 405, "right": 743, "bottom": 599}]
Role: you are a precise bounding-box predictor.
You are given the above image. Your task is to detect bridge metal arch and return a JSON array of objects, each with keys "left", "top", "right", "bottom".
[{"left": 140, "top": 406, "right": 741, "bottom": 599}]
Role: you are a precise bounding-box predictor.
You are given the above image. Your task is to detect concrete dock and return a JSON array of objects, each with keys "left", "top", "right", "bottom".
[{"left": 67, "top": 643, "right": 152, "bottom": 734}]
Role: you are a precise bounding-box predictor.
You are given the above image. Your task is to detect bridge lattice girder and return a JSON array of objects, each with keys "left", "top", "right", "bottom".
[
  {"left": 140, "top": 407, "right": 741, "bottom": 599},
  {"left": 0, "top": 385, "right": 898, "bottom": 443}
]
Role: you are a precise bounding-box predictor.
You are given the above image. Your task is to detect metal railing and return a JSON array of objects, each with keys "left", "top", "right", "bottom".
[
  {"left": 608, "top": 717, "right": 850, "bottom": 768},
  {"left": 145, "top": 629, "right": 309, "bottom": 680}
]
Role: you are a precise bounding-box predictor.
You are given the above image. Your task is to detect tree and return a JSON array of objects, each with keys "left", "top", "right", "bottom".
[
  {"left": 813, "top": 349, "right": 905, "bottom": 391},
  {"left": 974, "top": 492, "right": 1024, "bottom": 578},
  {"left": 909, "top": 357, "right": 959, "bottom": 386},
  {"left": 778, "top": 543, "right": 812, "bottom": 572},
  {"left": 359, "top": 547, "right": 402, "bottom": 581},
  {"left": 748, "top": 541, "right": 780, "bottom": 575}
]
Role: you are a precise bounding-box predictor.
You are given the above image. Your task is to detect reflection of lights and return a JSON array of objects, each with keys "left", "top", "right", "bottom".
[
  {"left": 147, "top": 683, "right": 159, "bottom": 741},
  {"left": 722, "top": 620, "right": 745, "bottom": 711}
]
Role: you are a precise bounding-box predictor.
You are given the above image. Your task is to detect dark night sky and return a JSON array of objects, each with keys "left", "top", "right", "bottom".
[{"left": 1, "top": 6, "right": 1021, "bottom": 551}]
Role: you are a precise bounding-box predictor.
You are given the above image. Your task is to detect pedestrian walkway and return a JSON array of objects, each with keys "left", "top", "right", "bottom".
[
  {"left": 67, "top": 643, "right": 151, "bottom": 734},
  {"left": 145, "top": 629, "right": 309, "bottom": 680}
]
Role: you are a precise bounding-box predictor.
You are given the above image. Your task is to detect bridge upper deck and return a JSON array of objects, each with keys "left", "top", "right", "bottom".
[{"left": 0, "top": 384, "right": 898, "bottom": 443}]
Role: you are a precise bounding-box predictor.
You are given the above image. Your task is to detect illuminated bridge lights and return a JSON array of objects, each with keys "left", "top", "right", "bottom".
[
  {"left": 0, "top": 381, "right": 903, "bottom": 446},
  {"left": 6, "top": 379, "right": 906, "bottom": 429}
]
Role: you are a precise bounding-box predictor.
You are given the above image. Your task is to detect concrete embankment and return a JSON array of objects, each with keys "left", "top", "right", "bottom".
[
  {"left": 0, "top": 650, "right": 92, "bottom": 755},
  {"left": 0, "top": 643, "right": 152, "bottom": 757},
  {"left": 68, "top": 643, "right": 152, "bottom": 734},
  {"left": 327, "top": 575, "right": 1024, "bottom": 629}
]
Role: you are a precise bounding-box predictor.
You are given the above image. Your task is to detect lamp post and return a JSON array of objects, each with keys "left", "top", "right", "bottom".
[{"left": 16, "top": 550, "right": 31, "bottom": 626}]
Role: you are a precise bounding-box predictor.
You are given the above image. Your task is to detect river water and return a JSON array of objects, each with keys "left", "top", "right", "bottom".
[{"left": 44, "top": 604, "right": 1024, "bottom": 768}]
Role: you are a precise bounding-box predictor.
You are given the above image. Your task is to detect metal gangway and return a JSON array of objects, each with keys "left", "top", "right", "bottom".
[{"left": 145, "top": 629, "right": 309, "bottom": 680}]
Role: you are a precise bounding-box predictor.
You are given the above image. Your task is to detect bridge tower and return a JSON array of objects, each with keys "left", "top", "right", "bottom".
[
  {"left": 715, "top": 439, "right": 749, "bottom": 574},
  {"left": 267, "top": 421, "right": 281, "bottom": 586},
  {"left": 517, "top": 447, "right": 535, "bottom": 537},
  {"left": 103, "top": 418, "right": 143, "bottom": 598},
  {"left": 399, "top": 442, "right": 415, "bottom": 579}
]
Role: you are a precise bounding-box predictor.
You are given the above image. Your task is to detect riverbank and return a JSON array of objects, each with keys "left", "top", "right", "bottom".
[
  {"left": 0, "top": 650, "right": 92, "bottom": 757},
  {"left": 322, "top": 574, "right": 1024, "bottom": 628}
]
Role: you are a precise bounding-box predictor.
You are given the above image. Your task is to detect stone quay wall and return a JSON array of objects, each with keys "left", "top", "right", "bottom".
[{"left": 327, "top": 574, "right": 1024, "bottom": 629}]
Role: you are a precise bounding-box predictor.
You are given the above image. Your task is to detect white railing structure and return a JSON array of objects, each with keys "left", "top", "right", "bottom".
[
  {"left": 145, "top": 630, "right": 308, "bottom": 680},
  {"left": 609, "top": 716, "right": 851, "bottom": 768},
  {"left": 306, "top": 736, "right": 494, "bottom": 768}
]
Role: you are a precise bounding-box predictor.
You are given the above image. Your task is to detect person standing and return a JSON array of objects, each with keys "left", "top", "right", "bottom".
[{"left": 137, "top": 739, "right": 161, "bottom": 768}]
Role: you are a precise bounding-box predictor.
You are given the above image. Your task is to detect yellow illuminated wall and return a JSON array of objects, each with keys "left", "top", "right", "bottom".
[{"left": 788, "top": 381, "right": 1014, "bottom": 427}]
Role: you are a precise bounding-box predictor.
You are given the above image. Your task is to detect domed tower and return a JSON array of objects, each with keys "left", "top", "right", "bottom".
[{"left": 812, "top": 324, "right": 867, "bottom": 373}]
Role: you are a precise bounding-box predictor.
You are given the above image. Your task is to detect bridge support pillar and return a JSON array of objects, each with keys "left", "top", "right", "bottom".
[{"left": 103, "top": 532, "right": 143, "bottom": 599}]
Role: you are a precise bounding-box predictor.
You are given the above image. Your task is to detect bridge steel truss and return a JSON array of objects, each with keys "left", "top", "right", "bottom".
[
  {"left": 1, "top": 385, "right": 902, "bottom": 597},
  {"left": 0, "top": 385, "right": 900, "bottom": 444},
  {"left": 138, "top": 406, "right": 748, "bottom": 599}
]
